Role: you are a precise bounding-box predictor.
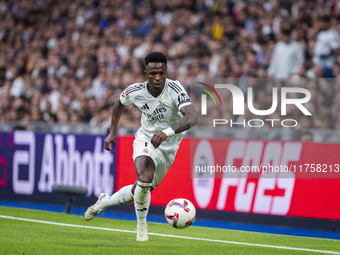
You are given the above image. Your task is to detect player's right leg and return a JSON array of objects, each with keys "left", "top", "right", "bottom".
[
  {"left": 134, "top": 156, "right": 154, "bottom": 241},
  {"left": 84, "top": 184, "right": 134, "bottom": 221}
]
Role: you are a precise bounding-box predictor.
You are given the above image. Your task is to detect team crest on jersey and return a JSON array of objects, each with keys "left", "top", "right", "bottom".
[
  {"left": 158, "top": 98, "right": 162, "bottom": 106},
  {"left": 143, "top": 148, "right": 149, "bottom": 153}
]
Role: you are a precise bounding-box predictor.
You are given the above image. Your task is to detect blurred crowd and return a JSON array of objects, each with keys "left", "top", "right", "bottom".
[{"left": 1, "top": 0, "right": 340, "bottom": 136}]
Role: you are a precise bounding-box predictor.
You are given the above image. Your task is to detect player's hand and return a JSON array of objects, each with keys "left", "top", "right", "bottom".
[
  {"left": 151, "top": 132, "right": 168, "bottom": 149},
  {"left": 104, "top": 133, "right": 117, "bottom": 151}
]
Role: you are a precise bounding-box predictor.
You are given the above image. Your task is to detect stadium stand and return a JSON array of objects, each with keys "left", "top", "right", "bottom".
[{"left": 1, "top": 0, "right": 340, "bottom": 141}]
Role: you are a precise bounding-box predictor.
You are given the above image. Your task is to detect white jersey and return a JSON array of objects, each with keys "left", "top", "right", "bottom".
[
  {"left": 313, "top": 29, "right": 340, "bottom": 68},
  {"left": 120, "top": 78, "right": 191, "bottom": 150}
]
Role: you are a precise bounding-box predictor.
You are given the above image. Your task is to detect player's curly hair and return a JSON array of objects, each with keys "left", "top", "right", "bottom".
[{"left": 145, "top": 52, "right": 167, "bottom": 65}]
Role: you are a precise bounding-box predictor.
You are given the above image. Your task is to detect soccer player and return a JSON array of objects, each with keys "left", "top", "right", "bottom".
[{"left": 84, "top": 52, "right": 198, "bottom": 241}]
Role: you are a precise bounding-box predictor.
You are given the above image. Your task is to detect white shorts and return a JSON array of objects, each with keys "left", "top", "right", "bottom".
[{"left": 132, "top": 139, "right": 177, "bottom": 189}]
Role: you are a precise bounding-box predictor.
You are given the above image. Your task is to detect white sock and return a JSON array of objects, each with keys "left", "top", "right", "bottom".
[
  {"left": 100, "top": 185, "right": 134, "bottom": 210},
  {"left": 134, "top": 181, "right": 152, "bottom": 227}
]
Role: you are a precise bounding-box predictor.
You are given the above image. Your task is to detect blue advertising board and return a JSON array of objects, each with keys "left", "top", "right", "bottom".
[{"left": 0, "top": 131, "right": 116, "bottom": 206}]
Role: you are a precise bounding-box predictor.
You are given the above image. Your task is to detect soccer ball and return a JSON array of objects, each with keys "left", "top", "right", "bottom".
[{"left": 164, "top": 198, "right": 196, "bottom": 229}]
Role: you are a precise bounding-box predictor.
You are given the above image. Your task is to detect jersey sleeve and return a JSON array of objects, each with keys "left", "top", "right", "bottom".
[
  {"left": 120, "top": 83, "right": 144, "bottom": 105},
  {"left": 176, "top": 81, "right": 191, "bottom": 109},
  {"left": 119, "top": 90, "right": 132, "bottom": 105}
]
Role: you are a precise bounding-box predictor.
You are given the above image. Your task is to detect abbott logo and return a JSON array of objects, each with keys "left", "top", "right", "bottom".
[{"left": 198, "top": 83, "right": 312, "bottom": 128}]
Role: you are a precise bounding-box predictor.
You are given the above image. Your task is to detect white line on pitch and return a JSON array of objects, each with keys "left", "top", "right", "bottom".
[{"left": 0, "top": 215, "right": 339, "bottom": 254}]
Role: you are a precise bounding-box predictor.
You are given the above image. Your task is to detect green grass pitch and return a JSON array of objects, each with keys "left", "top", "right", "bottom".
[{"left": 0, "top": 206, "right": 339, "bottom": 255}]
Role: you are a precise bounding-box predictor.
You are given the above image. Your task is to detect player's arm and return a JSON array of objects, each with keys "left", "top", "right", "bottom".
[
  {"left": 104, "top": 97, "right": 125, "bottom": 151},
  {"left": 151, "top": 104, "right": 198, "bottom": 149},
  {"left": 172, "top": 104, "right": 198, "bottom": 133}
]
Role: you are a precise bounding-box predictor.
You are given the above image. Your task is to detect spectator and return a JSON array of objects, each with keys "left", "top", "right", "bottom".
[
  {"left": 300, "top": 131, "right": 314, "bottom": 142},
  {"left": 313, "top": 14, "right": 340, "bottom": 78},
  {"left": 268, "top": 26, "right": 305, "bottom": 78},
  {"left": 0, "top": 0, "right": 338, "bottom": 138}
]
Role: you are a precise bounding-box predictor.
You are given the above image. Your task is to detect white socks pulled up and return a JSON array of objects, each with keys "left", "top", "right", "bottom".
[
  {"left": 99, "top": 184, "right": 134, "bottom": 210},
  {"left": 134, "top": 181, "right": 152, "bottom": 227}
]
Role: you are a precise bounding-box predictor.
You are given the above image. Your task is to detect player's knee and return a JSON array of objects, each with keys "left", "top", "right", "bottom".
[
  {"left": 136, "top": 167, "right": 154, "bottom": 183},
  {"left": 135, "top": 156, "right": 155, "bottom": 183},
  {"left": 137, "top": 174, "right": 153, "bottom": 184}
]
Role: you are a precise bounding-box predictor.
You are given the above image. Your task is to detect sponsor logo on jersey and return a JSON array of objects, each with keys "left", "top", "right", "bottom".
[
  {"left": 146, "top": 107, "right": 167, "bottom": 121},
  {"left": 121, "top": 91, "right": 126, "bottom": 98}
]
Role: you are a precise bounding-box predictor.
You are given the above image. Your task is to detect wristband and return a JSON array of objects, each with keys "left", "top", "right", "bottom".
[{"left": 162, "top": 127, "right": 175, "bottom": 137}]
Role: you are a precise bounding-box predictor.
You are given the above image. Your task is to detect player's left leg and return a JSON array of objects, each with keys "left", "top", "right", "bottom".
[
  {"left": 84, "top": 185, "right": 134, "bottom": 221},
  {"left": 134, "top": 155, "right": 154, "bottom": 241}
]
